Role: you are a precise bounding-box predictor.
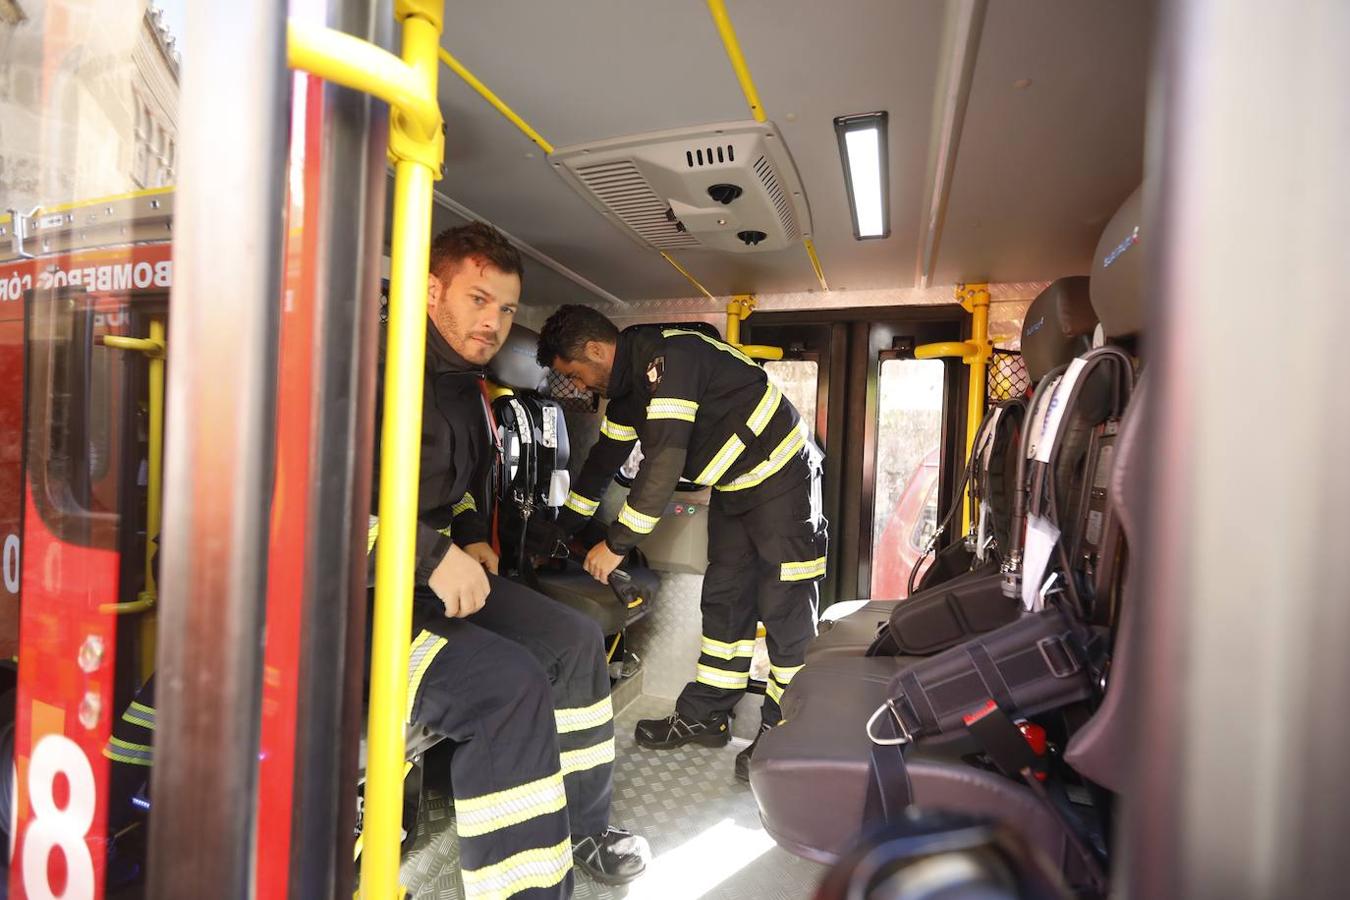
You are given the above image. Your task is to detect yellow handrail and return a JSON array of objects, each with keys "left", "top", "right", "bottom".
[
  {"left": 706, "top": 0, "right": 766, "bottom": 123},
  {"left": 659, "top": 250, "right": 715, "bottom": 301},
  {"left": 287, "top": 19, "right": 440, "bottom": 143},
  {"left": 803, "top": 237, "right": 829, "bottom": 292},
  {"left": 288, "top": 2, "right": 446, "bottom": 896},
  {"left": 915, "top": 283, "right": 991, "bottom": 534},
  {"left": 99, "top": 321, "right": 165, "bottom": 643},
  {"left": 438, "top": 48, "right": 554, "bottom": 154},
  {"left": 725, "top": 295, "right": 784, "bottom": 361}
]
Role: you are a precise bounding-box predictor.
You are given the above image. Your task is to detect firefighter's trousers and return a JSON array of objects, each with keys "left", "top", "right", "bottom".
[
  {"left": 408, "top": 573, "right": 615, "bottom": 899},
  {"left": 676, "top": 478, "right": 826, "bottom": 730}
]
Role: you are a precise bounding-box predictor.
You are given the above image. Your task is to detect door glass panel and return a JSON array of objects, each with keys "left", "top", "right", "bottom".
[
  {"left": 871, "top": 358, "right": 944, "bottom": 599},
  {"left": 763, "top": 359, "right": 819, "bottom": 443},
  {"left": 2, "top": 2, "right": 183, "bottom": 891}
]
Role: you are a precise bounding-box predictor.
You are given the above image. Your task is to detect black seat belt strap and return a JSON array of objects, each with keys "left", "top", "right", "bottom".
[
  {"left": 966, "top": 643, "right": 1015, "bottom": 712},
  {"left": 862, "top": 712, "right": 912, "bottom": 825}
]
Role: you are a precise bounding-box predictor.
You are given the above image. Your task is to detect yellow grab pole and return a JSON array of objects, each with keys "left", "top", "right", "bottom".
[
  {"left": 659, "top": 250, "right": 716, "bottom": 300},
  {"left": 362, "top": 3, "right": 443, "bottom": 893},
  {"left": 438, "top": 48, "right": 554, "bottom": 154},
  {"left": 284, "top": 1, "right": 447, "bottom": 895},
  {"left": 364, "top": 156, "right": 434, "bottom": 898},
  {"left": 287, "top": 3, "right": 444, "bottom": 893},
  {"left": 803, "top": 238, "right": 829, "bottom": 291},
  {"left": 914, "top": 283, "right": 991, "bottom": 535},
  {"left": 99, "top": 322, "right": 166, "bottom": 638},
  {"left": 287, "top": 19, "right": 440, "bottom": 141},
  {"left": 723, "top": 294, "right": 784, "bottom": 361},
  {"left": 725, "top": 295, "right": 750, "bottom": 346},
  {"left": 706, "top": 0, "right": 766, "bottom": 123}
]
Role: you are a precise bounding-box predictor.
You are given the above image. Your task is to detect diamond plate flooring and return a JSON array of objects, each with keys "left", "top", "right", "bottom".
[
  {"left": 398, "top": 694, "right": 826, "bottom": 899},
  {"left": 626, "top": 574, "right": 776, "bottom": 742}
]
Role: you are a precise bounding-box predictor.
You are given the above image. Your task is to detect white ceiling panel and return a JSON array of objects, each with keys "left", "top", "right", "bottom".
[
  {"left": 930, "top": 0, "right": 1155, "bottom": 285},
  {"left": 419, "top": 1, "right": 1156, "bottom": 304}
]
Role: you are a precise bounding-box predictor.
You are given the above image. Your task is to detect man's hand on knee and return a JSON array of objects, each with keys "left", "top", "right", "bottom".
[
  {"left": 461, "top": 541, "right": 499, "bottom": 575},
  {"left": 428, "top": 544, "right": 490, "bottom": 617}
]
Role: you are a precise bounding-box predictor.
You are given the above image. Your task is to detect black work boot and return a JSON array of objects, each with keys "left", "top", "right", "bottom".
[
  {"left": 634, "top": 711, "right": 730, "bottom": 749},
  {"left": 572, "top": 826, "right": 650, "bottom": 885},
  {"left": 734, "top": 723, "right": 772, "bottom": 782}
]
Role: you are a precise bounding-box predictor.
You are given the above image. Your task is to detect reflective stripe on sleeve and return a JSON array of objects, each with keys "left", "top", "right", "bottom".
[
  {"left": 452, "top": 493, "right": 477, "bottom": 517},
  {"left": 617, "top": 503, "right": 660, "bottom": 535},
  {"left": 600, "top": 418, "right": 638, "bottom": 441},
  {"left": 564, "top": 491, "right": 600, "bottom": 517},
  {"left": 647, "top": 397, "right": 699, "bottom": 422}
]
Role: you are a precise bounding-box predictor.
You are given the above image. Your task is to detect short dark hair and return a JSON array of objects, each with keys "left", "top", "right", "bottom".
[
  {"left": 429, "top": 221, "right": 523, "bottom": 283},
  {"left": 537, "top": 305, "right": 619, "bottom": 366}
]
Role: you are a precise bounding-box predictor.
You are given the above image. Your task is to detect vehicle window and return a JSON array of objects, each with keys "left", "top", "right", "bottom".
[
  {"left": 870, "top": 358, "right": 943, "bottom": 597},
  {"left": 763, "top": 359, "right": 819, "bottom": 443}
]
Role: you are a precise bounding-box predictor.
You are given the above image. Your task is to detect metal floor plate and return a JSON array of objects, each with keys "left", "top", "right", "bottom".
[{"left": 399, "top": 695, "right": 826, "bottom": 899}]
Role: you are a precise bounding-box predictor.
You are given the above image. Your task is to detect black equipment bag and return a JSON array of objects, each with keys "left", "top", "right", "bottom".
[
  {"left": 869, "top": 607, "right": 1095, "bottom": 744},
  {"left": 867, "top": 564, "right": 1020, "bottom": 657}
]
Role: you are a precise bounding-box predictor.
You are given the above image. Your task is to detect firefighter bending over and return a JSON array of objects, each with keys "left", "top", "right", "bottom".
[
  {"left": 535, "top": 307, "right": 826, "bottom": 781},
  {"left": 368, "top": 226, "right": 648, "bottom": 896}
]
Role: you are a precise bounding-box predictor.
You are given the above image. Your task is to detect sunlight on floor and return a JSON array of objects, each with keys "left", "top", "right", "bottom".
[{"left": 625, "top": 816, "right": 778, "bottom": 899}]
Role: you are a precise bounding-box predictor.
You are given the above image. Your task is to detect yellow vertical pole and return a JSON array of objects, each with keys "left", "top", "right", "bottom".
[
  {"left": 959, "top": 284, "right": 991, "bottom": 535},
  {"left": 362, "top": 3, "right": 444, "bottom": 897},
  {"left": 141, "top": 317, "right": 165, "bottom": 679}
]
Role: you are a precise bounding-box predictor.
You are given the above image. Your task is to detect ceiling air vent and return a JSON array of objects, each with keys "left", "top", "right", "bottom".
[
  {"left": 550, "top": 120, "right": 812, "bottom": 254},
  {"left": 573, "top": 159, "right": 699, "bottom": 250}
]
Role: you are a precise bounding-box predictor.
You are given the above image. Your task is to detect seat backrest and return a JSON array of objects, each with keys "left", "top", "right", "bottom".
[
  {"left": 1019, "top": 276, "right": 1098, "bottom": 383},
  {"left": 1007, "top": 205, "right": 1143, "bottom": 616},
  {"left": 484, "top": 326, "right": 575, "bottom": 569},
  {"left": 1055, "top": 184, "right": 1147, "bottom": 791},
  {"left": 918, "top": 279, "right": 1098, "bottom": 589}
]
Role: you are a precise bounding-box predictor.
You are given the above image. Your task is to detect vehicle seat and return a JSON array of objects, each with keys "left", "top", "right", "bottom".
[
  {"left": 807, "top": 277, "right": 1097, "bottom": 663},
  {"left": 752, "top": 187, "right": 1146, "bottom": 878},
  {"left": 486, "top": 325, "right": 659, "bottom": 634}
]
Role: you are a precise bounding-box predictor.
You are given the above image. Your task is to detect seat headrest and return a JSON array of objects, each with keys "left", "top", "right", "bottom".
[
  {"left": 1089, "top": 185, "right": 1145, "bottom": 339},
  {"left": 1019, "top": 276, "right": 1098, "bottom": 382},
  {"left": 489, "top": 325, "right": 549, "bottom": 391}
]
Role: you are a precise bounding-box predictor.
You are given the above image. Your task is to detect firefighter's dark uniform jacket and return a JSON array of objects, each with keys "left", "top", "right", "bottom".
[
  {"left": 366, "top": 323, "right": 617, "bottom": 898},
  {"left": 557, "top": 327, "right": 826, "bottom": 726}
]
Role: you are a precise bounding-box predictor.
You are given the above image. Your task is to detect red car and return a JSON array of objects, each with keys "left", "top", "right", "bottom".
[{"left": 870, "top": 447, "right": 941, "bottom": 600}]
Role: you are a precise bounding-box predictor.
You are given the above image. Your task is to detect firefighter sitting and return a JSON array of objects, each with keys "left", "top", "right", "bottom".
[{"left": 367, "top": 225, "right": 648, "bottom": 895}]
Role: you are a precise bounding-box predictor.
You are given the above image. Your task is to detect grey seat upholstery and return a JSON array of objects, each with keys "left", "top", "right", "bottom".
[
  {"left": 751, "top": 187, "right": 1146, "bottom": 877},
  {"left": 805, "top": 277, "right": 1098, "bottom": 663},
  {"left": 487, "top": 326, "right": 661, "bottom": 635},
  {"left": 756, "top": 655, "right": 1084, "bottom": 878}
]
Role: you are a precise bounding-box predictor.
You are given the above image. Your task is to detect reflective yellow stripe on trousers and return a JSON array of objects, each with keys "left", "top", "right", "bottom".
[{"left": 460, "top": 836, "right": 573, "bottom": 900}]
